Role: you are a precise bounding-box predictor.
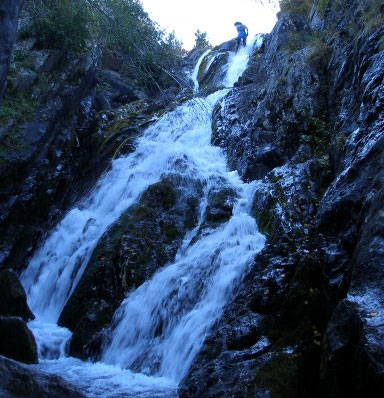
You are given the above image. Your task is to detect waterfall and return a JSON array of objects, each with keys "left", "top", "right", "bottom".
[
  {"left": 102, "top": 180, "right": 264, "bottom": 382},
  {"left": 22, "top": 35, "right": 265, "bottom": 398},
  {"left": 191, "top": 49, "right": 211, "bottom": 92}
]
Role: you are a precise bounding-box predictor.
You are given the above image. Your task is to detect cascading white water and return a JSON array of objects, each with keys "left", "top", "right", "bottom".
[
  {"left": 102, "top": 179, "right": 265, "bottom": 382},
  {"left": 226, "top": 35, "right": 264, "bottom": 87},
  {"left": 191, "top": 49, "right": 211, "bottom": 92},
  {"left": 21, "top": 35, "right": 265, "bottom": 397}
]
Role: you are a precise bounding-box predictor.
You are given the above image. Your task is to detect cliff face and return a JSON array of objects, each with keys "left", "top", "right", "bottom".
[
  {"left": 0, "top": 6, "right": 184, "bottom": 274},
  {"left": 180, "top": 1, "right": 384, "bottom": 397}
]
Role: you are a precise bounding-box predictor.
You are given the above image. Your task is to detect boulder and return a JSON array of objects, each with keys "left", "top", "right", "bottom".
[
  {"left": 0, "top": 316, "right": 38, "bottom": 364},
  {"left": 197, "top": 51, "right": 230, "bottom": 94},
  {"left": 102, "top": 69, "right": 140, "bottom": 102},
  {"left": 183, "top": 46, "right": 211, "bottom": 69},
  {"left": 10, "top": 69, "right": 37, "bottom": 91},
  {"left": 205, "top": 186, "right": 237, "bottom": 224},
  {"left": 0, "top": 270, "right": 34, "bottom": 321},
  {"left": 0, "top": 355, "right": 85, "bottom": 398}
]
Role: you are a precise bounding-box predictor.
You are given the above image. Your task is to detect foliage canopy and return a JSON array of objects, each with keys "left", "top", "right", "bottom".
[{"left": 26, "top": 0, "right": 184, "bottom": 92}]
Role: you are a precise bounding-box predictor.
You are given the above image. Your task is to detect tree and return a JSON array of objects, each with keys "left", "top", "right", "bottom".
[
  {"left": 194, "top": 29, "right": 210, "bottom": 48},
  {"left": 25, "top": 0, "right": 184, "bottom": 93},
  {"left": 0, "top": 0, "right": 25, "bottom": 103}
]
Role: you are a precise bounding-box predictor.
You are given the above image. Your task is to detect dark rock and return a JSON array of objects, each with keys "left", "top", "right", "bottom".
[
  {"left": 40, "top": 50, "right": 64, "bottom": 73},
  {"left": 94, "top": 93, "right": 111, "bottom": 111},
  {"left": 102, "top": 69, "right": 140, "bottom": 102},
  {"left": 0, "top": 270, "right": 34, "bottom": 321},
  {"left": 0, "top": 355, "right": 85, "bottom": 398},
  {"left": 181, "top": 1, "right": 384, "bottom": 397},
  {"left": 211, "top": 15, "right": 323, "bottom": 181},
  {"left": 11, "top": 69, "right": 37, "bottom": 91},
  {"left": 213, "top": 39, "right": 237, "bottom": 53},
  {"left": 205, "top": 186, "right": 237, "bottom": 224},
  {"left": 0, "top": 316, "right": 37, "bottom": 364},
  {"left": 197, "top": 51, "right": 230, "bottom": 94},
  {"left": 183, "top": 47, "right": 212, "bottom": 70},
  {"left": 59, "top": 175, "right": 203, "bottom": 359},
  {"left": 0, "top": 49, "right": 101, "bottom": 273}
]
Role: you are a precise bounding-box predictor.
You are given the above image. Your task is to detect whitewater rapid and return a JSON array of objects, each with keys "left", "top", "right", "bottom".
[{"left": 21, "top": 36, "right": 265, "bottom": 397}]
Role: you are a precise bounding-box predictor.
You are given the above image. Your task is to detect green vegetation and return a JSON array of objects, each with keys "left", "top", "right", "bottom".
[
  {"left": 307, "top": 34, "right": 331, "bottom": 71},
  {"left": 269, "top": 175, "right": 283, "bottom": 184},
  {"left": 303, "top": 116, "right": 329, "bottom": 158},
  {"left": 283, "top": 31, "right": 310, "bottom": 52},
  {"left": 361, "top": 0, "right": 384, "bottom": 32},
  {"left": 283, "top": 28, "right": 331, "bottom": 75},
  {"left": 335, "top": 134, "right": 347, "bottom": 151},
  {"left": 27, "top": 0, "right": 92, "bottom": 53},
  {"left": 256, "top": 208, "right": 275, "bottom": 236},
  {"left": 255, "top": 353, "right": 298, "bottom": 398},
  {"left": 316, "top": 0, "right": 329, "bottom": 15},
  {"left": 162, "top": 222, "right": 180, "bottom": 241},
  {"left": 279, "top": 0, "right": 313, "bottom": 16},
  {"left": 0, "top": 87, "right": 39, "bottom": 164},
  {"left": 330, "top": 0, "right": 384, "bottom": 38},
  {"left": 0, "top": 90, "right": 38, "bottom": 125},
  {"left": 24, "top": 0, "right": 184, "bottom": 92}
]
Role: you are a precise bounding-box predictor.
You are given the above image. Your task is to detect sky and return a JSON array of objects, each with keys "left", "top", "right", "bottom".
[{"left": 140, "top": 0, "right": 280, "bottom": 50}]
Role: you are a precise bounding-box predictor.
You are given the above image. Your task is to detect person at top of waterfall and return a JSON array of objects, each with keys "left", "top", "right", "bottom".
[{"left": 234, "top": 22, "right": 248, "bottom": 51}]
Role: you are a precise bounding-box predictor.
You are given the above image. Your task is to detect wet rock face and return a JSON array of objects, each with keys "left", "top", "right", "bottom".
[
  {"left": 0, "top": 0, "right": 24, "bottom": 101},
  {"left": 319, "top": 140, "right": 384, "bottom": 396},
  {"left": 205, "top": 186, "right": 237, "bottom": 224},
  {"left": 0, "top": 46, "right": 101, "bottom": 273},
  {"left": 0, "top": 355, "right": 85, "bottom": 398},
  {"left": 0, "top": 316, "right": 37, "bottom": 364},
  {"left": 198, "top": 52, "right": 229, "bottom": 94},
  {"left": 195, "top": 40, "right": 237, "bottom": 94},
  {"left": 0, "top": 269, "right": 34, "bottom": 321},
  {"left": 182, "top": 1, "right": 384, "bottom": 397},
  {"left": 59, "top": 175, "right": 203, "bottom": 359},
  {"left": 212, "top": 15, "right": 323, "bottom": 182},
  {"left": 183, "top": 47, "right": 212, "bottom": 70}
]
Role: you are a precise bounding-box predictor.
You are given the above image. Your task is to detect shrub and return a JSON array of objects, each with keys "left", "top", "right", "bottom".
[
  {"left": 316, "top": 0, "right": 329, "bottom": 16},
  {"left": 24, "top": 0, "right": 184, "bottom": 93},
  {"left": 0, "top": 90, "right": 37, "bottom": 124},
  {"left": 361, "top": 0, "right": 384, "bottom": 32},
  {"left": 307, "top": 34, "right": 331, "bottom": 71},
  {"left": 283, "top": 31, "right": 310, "bottom": 52},
  {"left": 279, "top": 0, "right": 313, "bottom": 16},
  {"left": 28, "top": 0, "right": 92, "bottom": 53}
]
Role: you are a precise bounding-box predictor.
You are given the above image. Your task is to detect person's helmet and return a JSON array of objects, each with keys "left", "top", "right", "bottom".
[{"left": 234, "top": 22, "right": 241, "bottom": 26}]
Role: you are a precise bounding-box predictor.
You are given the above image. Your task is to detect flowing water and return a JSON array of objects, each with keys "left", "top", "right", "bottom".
[{"left": 21, "top": 35, "right": 265, "bottom": 397}]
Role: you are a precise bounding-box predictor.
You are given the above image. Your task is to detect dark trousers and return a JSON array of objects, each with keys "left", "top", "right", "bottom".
[{"left": 236, "top": 35, "right": 247, "bottom": 51}]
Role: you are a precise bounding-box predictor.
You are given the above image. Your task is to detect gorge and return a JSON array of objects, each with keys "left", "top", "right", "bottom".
[{"left": 0, "top": 1, "right": 383, "bottom": 397}]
